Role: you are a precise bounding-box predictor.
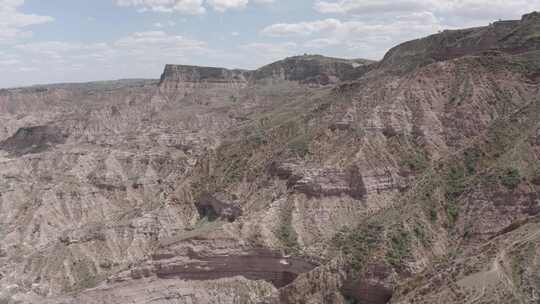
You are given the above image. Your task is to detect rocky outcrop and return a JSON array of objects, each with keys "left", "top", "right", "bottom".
[
  {"left": 195, "top": 193, "right": 242, "bottom": 222},
  {"left": 272, "top": 259, "right": 347, "bottom": 304},
  {"left": 152, "top": 249, "right": 318, "bottom": 288},
  {"left": 380, "top": 12, "right": 540, "bottom": 73},
  {"left": 342, "top": 264, "right": 393, "bottom": 304},
  {"left": 159, "top": 55, "right": 374, "bottom": 90},
  {"left": 250, "top": 55, "right": 374, "bottom": 85},
  {"left": 159, "top": 65, "right": 248, "bottom": 84},
  {"left": 0, "top": 125, "right": 66, "bottom": 155},
  {"left": 37, "top": 277, "right": 276, "bottom": 304},
  {"left": 158, "top": 65, "right": 249, "bottom": 103},
  {"left": 270, "top": 163, "right": 371, "bottom": 200}
]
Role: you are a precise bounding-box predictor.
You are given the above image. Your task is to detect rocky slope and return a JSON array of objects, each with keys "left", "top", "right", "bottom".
[
  {"left": 380, "top": 11, "right": 540, "bottom": 73},
  {"left": 1, "top": 13, "right": 540, "bottom": 304}
]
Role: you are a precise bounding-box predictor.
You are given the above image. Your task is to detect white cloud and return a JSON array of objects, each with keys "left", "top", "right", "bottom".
[
  {"left": 114, "top": 0, "right": 274, "bottom": 13},
  {"left": 314, "top": 0, "right": 540, "bottom": 26},
  {"left": 262, "top": 1, "right": 540, "bottom": 60},
  {"left": 206, "top": 0, "right": 248, "bottom": 11},
  {"left": 17, "top": 66, "right": 37, "bottom": 72},
  {"left": 261, "top": 12, "right": 443, "bottom": 59},
  {"left": 6, "top": 31, "right": 207, "bottom": 82},
  {"left": 154, "top": 20, "right": 177, "bottom": 27},
  {"left": 262, "top": 19, "right": 342, "bottom": 37},
  {"left": 14, "top": 31, "right": 205, "bottom": 62},
  {"left": 240, "top": 42, "right": 297, "bottom": 62},
  {"left": 314, "top": 0, "right": 432, "bottom": 15},
  {"left": 0, "top": 0, "right": 54, "bottom": 43},
  {"left": 16, "top": 41, "right": 110, "bottom": 54},
  {"left": 439, "top": 0, "right": 540, "bottom": 26},
  {"left": 0, "top": 59, "right": 20, "bottom": 66},
  {"left": 114, "top": 0, "right": 206, "bottom": 14},
  {"left": 114, "top": 31, "right": 206, "bottom": 55}
]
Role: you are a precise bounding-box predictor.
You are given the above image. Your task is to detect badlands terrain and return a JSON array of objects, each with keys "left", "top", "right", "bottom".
[{"left": 1, "top": 12, "right": 540, "bottom": 304}]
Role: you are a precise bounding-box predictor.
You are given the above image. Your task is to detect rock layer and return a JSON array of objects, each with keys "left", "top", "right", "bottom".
[{"left": 1, "top": 12, "right": 540, "bottom": 304}]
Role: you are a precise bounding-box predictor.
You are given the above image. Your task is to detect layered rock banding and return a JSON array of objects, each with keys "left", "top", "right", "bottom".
[
  {"left": 153, "top": 249, "right": 318, "bottom": 288},
  {"left": 1, "top": 12, "right": 540, "bottom": 304},
  {"left": 380, "top": 11, "right": 540, "bottom": 73},
  {"left": 270, "top": 162, "right": 368, "bottom": 200}
]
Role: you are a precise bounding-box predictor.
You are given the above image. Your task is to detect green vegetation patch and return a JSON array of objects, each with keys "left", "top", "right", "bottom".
[
  {"left": 413, "top": 222, "right": 430, "bottom": 246},
  {"left": 276, "top": 202, "right": 300, "bottom": 254},
  {"left": 401, "top": 151, "right": 430, "bottom": 173},
  {"left": 463, "top": 147, "right": 482, "bottom": 174},
  {"left": 332, "top": 224, "right": 382, "bottom": 274},
  {"left": 388, "top": 133, "right": 430, "bottom": 174},
  {"left": 446, "top": 202, "right": 460, "bottom": 226},
  {"left": 288, "top": 135, "right": 312, "bottom": 158},
  {"left": 500, "top": 168, "right": 521, "bottom": 190},
  {"left": 385, "top": 228, "right": 412, "bottom": 269},
  {"left": 444, "top": 163, "right": 468, "bottom": 201}
]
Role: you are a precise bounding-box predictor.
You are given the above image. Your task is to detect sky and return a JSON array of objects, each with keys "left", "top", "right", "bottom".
[{"left": 0, "top": 0, "right": 539, "bottom": 88}]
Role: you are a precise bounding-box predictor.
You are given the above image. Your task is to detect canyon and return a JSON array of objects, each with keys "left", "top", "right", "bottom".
[{"left": 1, "top": 12, "right": 540, "bottom": 304}]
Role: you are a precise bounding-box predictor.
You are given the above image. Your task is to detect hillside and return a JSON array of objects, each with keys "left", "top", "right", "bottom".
[
  {"left": 0, "top": 13, "right": 539, "bottom": 304},
  {"left": 379, "top": 11, "right": 540, "bottom": 73}
]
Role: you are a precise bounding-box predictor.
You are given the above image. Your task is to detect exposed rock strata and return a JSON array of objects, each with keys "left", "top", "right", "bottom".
[
  {"left": 1, "top": 12, "right": 540, "bottom": 304},
  {"left": 270, "top": 162, "right": 368, "bottom": 200},
  {"left": 195, "top": 193, "right": 242, "bottom": 222},
  {"left": 0, "top": 125, "right": 66, "bottom": 155},
  {"left": 380, "top": 11, "right": 540, "bottom": 73}
]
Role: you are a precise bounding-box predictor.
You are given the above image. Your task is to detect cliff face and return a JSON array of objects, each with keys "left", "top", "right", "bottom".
[
  {"left": 159, "top": 55, "right": 374, "bottom": 92},
  {"left": 380, "top": 11, "right": 540, "bottom": 73},
  {"left": 1, "top": 12, "right": 540, "bottom": 304},
  {"left": 160, "top": 65, "right": 249, "bottom": 84},
  {"left": 158, "top": 65, "right": 249, "bottom": 104},
  {"left": 250, "top": 55, "right": 374, "bottom": 85}
]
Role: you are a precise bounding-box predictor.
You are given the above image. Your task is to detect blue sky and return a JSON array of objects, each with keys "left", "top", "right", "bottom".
[{"left": 0, "top": 0, "right": 539, "bottom": 88}]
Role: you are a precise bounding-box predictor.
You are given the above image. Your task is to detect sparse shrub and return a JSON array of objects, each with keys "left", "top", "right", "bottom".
[
  {"left": 429, "top": 209, "right": 438, "bottom": 223},
  {"left": 342, "top": 294, "right": 359, "bottom": 304},
  {"left": 500, "top": 168, "right": 521, "bottom": 190},
  {"left": 463, "top": 222, "right": 473, "bottom": 239},
  {"left": 400, "top": 152, "right": 429, "bottom": 173},
  {"left": 224, "top": 158, "right": 244, "bottom": 183},
  {"left": 488, "top": 120, "right": 516, "bottom": 154},
  {"left": 463, "top": 148, "right": 481, "bottom": 174},
  {"left": 313, "top": 102, "right": 331, "bottom": 113},
  {"left": 446, "top": 202, "right": 459, "bottom": 225},
  {"left": 411, "top": 126, "right": 425, "bottom": 144},
  {"left": 276, "top": 205, "right": 300, "bottom": 253},
  {"left": 531, "top": 172, "right": 540, "bottom": 186},
  {"left": 351, "top": 126, "right": 366, "bottom": 139},
  {"left": 382, "top": 125, "right": 398, "bottom": 138},
  {"left": 288, "top": 136, "right": 311, "bottom": 158},
  {"left": 385, "top": 229, "right": 411, "bottom": 268},
  {"left": 480, "top": 173, "right": 499, "bottom": 188},
  {"left": 277, "top": 222, "right": 299, "bottom": 252},
  {"left": 333, "top": 225, "right": 381, "bottom": 273},
  {"left": 251, "top": 128, "right": 268, "bottom": 145},
  {"left": 445, "top": 164, "right": 467, "bottom": 201},
  {"left": 413, "top": 223, "right": 428, "bottom": 245}
]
